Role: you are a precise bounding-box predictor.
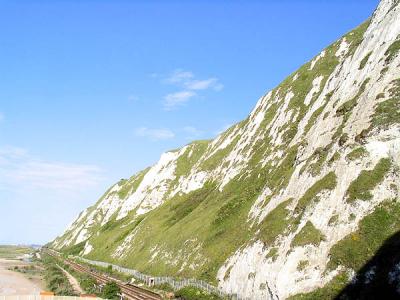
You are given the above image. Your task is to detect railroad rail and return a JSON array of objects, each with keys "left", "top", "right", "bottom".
[{"left": 44, "top": 250, "right": 162, "bottom": 300}]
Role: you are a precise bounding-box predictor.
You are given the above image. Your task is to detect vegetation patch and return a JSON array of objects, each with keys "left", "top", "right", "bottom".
[
  {"left": 328, "top": 151, "right": 340, "bottom": 166},
  {"left": 346, "top": 147, "right": 368, "bottom": 161},
  {"left": 175, "top": 286, "right": 222, "bottom": 300},
  {"left": 266, "top": 247, "right": 279, "bottom": 261},
  {"left": 294, "top": 172, "right": 337, "bottom": 216},
  {"left": 0, "top": 245, "right": 32, "bottom": 259},
  {"left": 268, "top": 145, "right": 299, "bottom": 191},
  {"left": 168, "top": 182, "right": 216, "bottom": 226},
  {"left": 297, "top": 260, "right": 309, "bottom": 271},
  {"left": 346, "top": 158, "right": 391, "bottom": 202},
  {"left": 117, "top": 169, "right": 149, "bottom": 199},
  {"left": 304, "top": 106, "right": 325, "bottom": 135},
  {"left": 384, "top": 39, "right": 400, "bottom": 64},
  {"left": 42, "top": 254, "right": 76, "bottom": 295},
  {"left": 62, "top": 241, "right": 86, "bottom": 256},
  {"left": 328, "top": 214, "right": 339, "bottom": 226},
  {"left": 200, "top": 136, "right": 240, "bottom": 171},
  {"left": 55, "top": 16, "right": 377, "bottom": 289},
  {"left": 328, "top": 199, "right": 400, "bottom": 271},
  {"left": 288, "top": 272, "right": 350, "bottom": 300},
  {"left": 101, "top": 282, "right": 121, "bottom": 300},
  {"left": 308, "top": 147, "right": 331, "bottom": 176},
  {"left": 344, "top": 20, "right": 371, "bottom": 58},
  {"left": 291, "top": 221, "right": 325, "bottom": 247},
  {"left": 175, "top": 141, "right": 209, "bottom": 178},
  {"left": 359, "top": 51, "right": 372, "bottom": 69},
  {"left": 259, "top": 199, "right": 293, "bottom": 246},
  {"left": 370, "top": 79, "right": 400, "bottom": 130},
  {"left": 336, "top": 78, "right": 370, "bottom": 120}
]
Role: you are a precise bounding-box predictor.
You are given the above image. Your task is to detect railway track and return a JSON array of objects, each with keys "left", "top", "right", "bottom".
[{"left": 44, "top": 250, "right": 162, "bottom": 300}]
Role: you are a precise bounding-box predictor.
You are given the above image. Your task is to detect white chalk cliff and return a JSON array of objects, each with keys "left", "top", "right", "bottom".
[{"left": 52, "top": 0, "right": 400, "bottom": 298}]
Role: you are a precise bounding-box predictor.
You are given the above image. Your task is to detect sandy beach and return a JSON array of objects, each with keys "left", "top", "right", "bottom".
[{"left": 0, "top": 259, "right": 43, "bottom": 295}]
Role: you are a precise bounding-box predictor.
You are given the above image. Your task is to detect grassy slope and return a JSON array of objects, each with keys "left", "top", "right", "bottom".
[
  {"left": 76, "top": 25, "right": 351, "bottom": 283},
  {"left": 55, "top": 18, "right": 399, "bottom": 296}
]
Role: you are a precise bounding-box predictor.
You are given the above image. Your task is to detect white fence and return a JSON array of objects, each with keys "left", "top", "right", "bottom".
[{"left": 71, "top": 256, "right": 243, "bottom": 300}]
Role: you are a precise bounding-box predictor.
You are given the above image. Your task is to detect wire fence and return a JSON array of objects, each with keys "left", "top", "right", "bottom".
[{"left": 71, "top": 256, "right": 243, "bottom": 300}]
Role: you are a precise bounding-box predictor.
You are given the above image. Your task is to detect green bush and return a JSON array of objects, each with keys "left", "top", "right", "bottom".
[
  {"left": 79, "top": 276, "right": 98, "bottom": 294},
  {"left": 102, "top": 282, "right": 121, "bottom": 300},
  {"left": 175, "top": 287, "right": 222, "bottom": 300},
  {"left": 42, "top": 254, "right": 76, "bottom": 296}
]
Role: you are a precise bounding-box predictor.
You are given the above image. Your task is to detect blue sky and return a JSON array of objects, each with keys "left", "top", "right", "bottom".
[{"left": 0, "top": 0, "right": 379, "bottom": 245}]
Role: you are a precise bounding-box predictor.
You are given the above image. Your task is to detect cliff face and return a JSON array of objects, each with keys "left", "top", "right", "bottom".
[{"left": 52, "top": 0, "right": 400, "bottom": 298}]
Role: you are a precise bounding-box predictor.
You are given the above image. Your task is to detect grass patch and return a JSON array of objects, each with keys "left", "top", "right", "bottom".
[
  {"left": 346, "top": 158, "right": 391, "bottom": 202},
  {"left": 346, "top": 147, "right": 368, "bottom": 161},
  {"left": 384, "top": 39, "right": 400, "bottom": 64},
  {"left": 266, "top": 247, "right": 279, "bottom": 261},
  {"left": 117, "top": 168, "right": 149, "bottom": 199},
  {"left": 328, "top": 215, "right": 339, "bottom": 226},
  {"left": 336, "top": 78, "right": 370, "bottom": 120},
  {"left": 200, "top": 136, "right": 240, "bottom": 171},
  {"left": 62, "top": 241, "right": 86, "bottom": 256},
  {"left": 291, "top": 221, "right": 325, "bottom": 247},
  {"left": 344, "top": 20, "right": 371, "bottom": 58},
  {"left": 168, "top": 182, "right": 216, "bottom": 226},
  {"left": 370, "top": 79, "right": 400, "bottom": 130},
  {"left": 268, "top": 145, "right": 299, "bottom": 191},
  {"left": 288, "top": 272, "right": 350, "bottom": 300},
  {"left": 297, "top": 260, "right": 308, "bottom": 271},
  {"left": 359, "top": 51, "right": 372, "bottom": 69},
  {"left": 175, "top": 141, "right": 209, "bottom": 177},
  {"left": 308, "top": 147, "right": 330, "bottom": 176},
  {"left": 294, "top": 172, "right": 337, "bottom": 216},
  {"left": 0, "top": 245, "right": 32, "bottom": 259},
  {"left": 328, "top": 151, "right": 340, "bottom": 166},
  {"left": 259, "top": 199, "right": 293, "bottom": 246},
  {"left": 328, "top": 199, "right": 400, "bottom": 271}
]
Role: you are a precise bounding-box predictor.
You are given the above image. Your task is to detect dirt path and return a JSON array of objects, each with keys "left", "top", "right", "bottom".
[
  {"left": 57, "top": 265, "right": 83, "bottom": 294},
  {"left": 0, "top": 259, "right": 43, "bottom": 295}
]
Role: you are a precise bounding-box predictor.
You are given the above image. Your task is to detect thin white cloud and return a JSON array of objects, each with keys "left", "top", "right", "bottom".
[
  {"left": 184, "top": 78, "right": 224, "bottom": 91},
  {"left": 183, "top": 126, "right": 204, "bottom": 139},
  {"left": 164, "top": 91, "right": 196, "bottom": 110},
  {"left": 134, "top": 127, "right": 175, "bottom": 141},
  {"left": 164, "top": 69, "right": 194, "bottom": 84},
  {"left": 128, "top": 95, "right": 139, "bottom": 102},
  {"left": 160, "top": 69, "right": 223, "bottom": 110},
  {"left": 0, "top": 146, "right": 103, "bottom": 191},
  {"left": 149, "top": 73, "right": 160, "bottom": 78}
]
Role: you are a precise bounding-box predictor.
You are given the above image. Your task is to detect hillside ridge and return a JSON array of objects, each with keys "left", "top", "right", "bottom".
[{"left": 52, "top": 0, "right": 400, "bottom": 298}]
